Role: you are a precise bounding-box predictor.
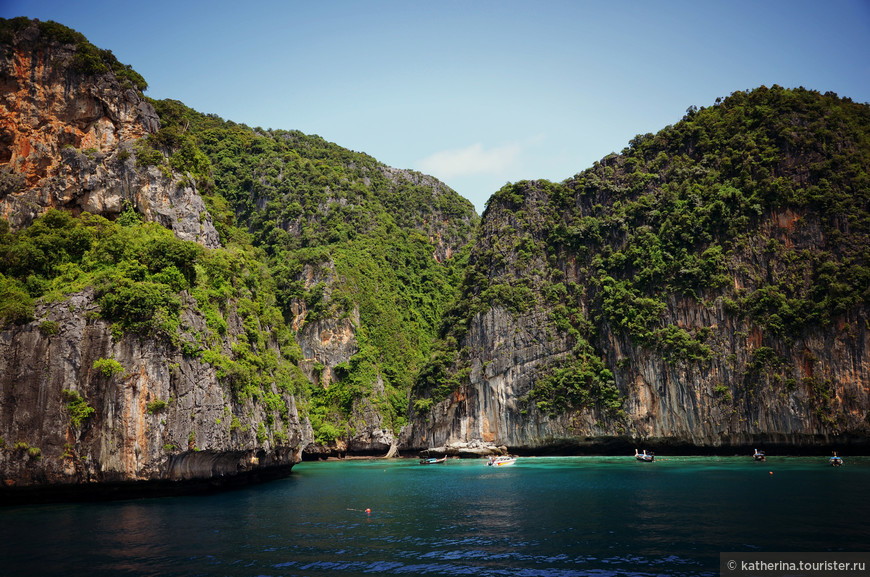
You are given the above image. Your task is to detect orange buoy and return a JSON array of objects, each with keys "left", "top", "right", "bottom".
[{"left": 365, "top": 508, "right": 371, "bottom": 514}]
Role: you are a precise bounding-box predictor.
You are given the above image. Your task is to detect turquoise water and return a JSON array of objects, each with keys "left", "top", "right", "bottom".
[{"left": 1, "top": 456, "right": 869, "bottom": 576}]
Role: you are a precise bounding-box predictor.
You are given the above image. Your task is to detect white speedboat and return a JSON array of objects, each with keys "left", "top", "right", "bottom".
[{"left": 487, "top": 456, "right": 517, "bottom": 467}]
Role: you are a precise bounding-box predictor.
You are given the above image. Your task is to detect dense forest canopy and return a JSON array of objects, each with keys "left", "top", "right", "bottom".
[{"left": 134, "top": 98, "right": 478, "bottom": 441}]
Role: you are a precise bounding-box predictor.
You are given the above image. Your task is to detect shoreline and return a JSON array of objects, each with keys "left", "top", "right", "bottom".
[
  {"left": 308, "top": 449, "right": 868, "bottom": 462},
  {"left": 307, "top": 433, "right": 870, "bottom": 460},
  {"left": 306, "top": 441, "right": 868, "bottom": 461},
  {"left": 4, "top": 439, "right": 865, "bottom": 505},
  {"left": 0, "top": 462, "right": 297, "bottom": 507}
]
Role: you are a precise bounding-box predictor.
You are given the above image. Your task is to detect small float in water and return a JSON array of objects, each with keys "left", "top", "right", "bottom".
[
  {"left": 635, "top": 449, "right": 655, "bottom": 462},
  {"left": 487, "top": 456, "right": 517, "bottom": 467}
]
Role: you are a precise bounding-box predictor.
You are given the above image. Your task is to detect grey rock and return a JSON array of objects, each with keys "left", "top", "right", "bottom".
[{"left": 0, "top": 289, "right": 303, "bottom": 491}]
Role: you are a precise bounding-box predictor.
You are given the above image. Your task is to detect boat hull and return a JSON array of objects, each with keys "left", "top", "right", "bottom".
[
  {"left": 488, "top": 457, "right": 517, "bottom": 467},
  {"left": 420, "top": 457, "right": 447, "bottom": 465}
]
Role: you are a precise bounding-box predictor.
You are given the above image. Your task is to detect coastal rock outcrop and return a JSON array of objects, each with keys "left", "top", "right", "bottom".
[
  {"left": 0, "top": 20, "right": 301, "bottom": 500},
  {"left": 0, "top": 289, "right": 303, "bottom": 501},
  {"left": 403, "top": 87, "right": 870, "bottom": 454}
]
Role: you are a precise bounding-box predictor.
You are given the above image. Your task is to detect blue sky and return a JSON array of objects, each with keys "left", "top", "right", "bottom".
[{"left": 4, "top": 1, "right": 869, "bottom": 214}]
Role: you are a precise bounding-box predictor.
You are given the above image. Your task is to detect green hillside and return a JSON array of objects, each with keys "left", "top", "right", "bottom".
[
  {"left": 0, "top": 17, "right": 479, "bottom": 448},
  {"left": 126, "top": 98, "right": 479, "bottom": 442},
  {"left": 416, "top": 86, "right": 870, "bottom": 421}
]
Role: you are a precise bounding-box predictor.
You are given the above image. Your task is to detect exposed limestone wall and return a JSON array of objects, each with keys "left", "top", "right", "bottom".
[
  {"left": 402, "top": 183, "right": 870, "bottom": 453},
  {"left": 0, "top": 28, "right": 157, "bottom": 185},
  {"left": 290, "top": 259, "right": 398, "bottom": 457},
  {"left": 57, "top": 145, "right": 221, "bottom": 247},
  {"left": 0, "top": 21, "right": 219, "bottom": 248},
  {"left": 0, "top": 290, "right": 303, "bottom": 493},
  {"left": 404, "top": 308, "right": 869, "bottom": 454},
  {"left": 609, "top": 298, "right": 870, "bottom": 447}
]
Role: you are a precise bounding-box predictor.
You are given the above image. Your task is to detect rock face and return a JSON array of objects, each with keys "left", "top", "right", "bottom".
[
  {"left": 379, "top": 166, "right": 475, "bottom": 262},
  {"left": 0, "top": 290, "right": 302, "bottom": 500},
  {"left": 404, "top": 192, "right": 870, "bottom": 453},
  {"left": 0, "top": 19, "right": 219, "bottom": 248},
  {"left": 289, "top": 260, "right": 398, "bottom": 458},
  {"left": 0, "top": 21, "right": 300, "bottom": 500},
  {"left": 7, "top": 19, "right": 865, "bottom": 476},
  {"left": 403, "top": 88, "right": 870, "bottom": 454}
]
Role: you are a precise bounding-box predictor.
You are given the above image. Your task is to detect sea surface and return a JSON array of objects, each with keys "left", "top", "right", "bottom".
[{"left": 1, "top": 455, "right": 868, "bottom": 576}]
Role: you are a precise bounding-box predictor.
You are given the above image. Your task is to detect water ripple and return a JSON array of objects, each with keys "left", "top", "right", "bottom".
[
  {"left": 269, "top": 555, "right": 714, "bottom": 577},
  {"left": 3, "top": 457, "right": 868, "bottom": 576}
]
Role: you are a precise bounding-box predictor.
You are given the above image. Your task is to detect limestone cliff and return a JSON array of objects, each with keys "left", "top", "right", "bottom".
[
  {"left": 136, "top": 96, "right": 478, "bottom": 456},
  {"left": 0, "top": 20, "right": 303, "bottom": 500},
  {"left": 287, "top": 259, "right": 398, "bottom": 458},
  {"left": 0, "top": 18, "right": 219, "bottom": 248},
  {"left": 0, "top": 289, "right": 303, "bottom": 501},
  {"left": 0, "top": 18, "right": 478, "bottom": 480},
  {"left": 403, "top": 87, "right": 870, "bottom": 454}
]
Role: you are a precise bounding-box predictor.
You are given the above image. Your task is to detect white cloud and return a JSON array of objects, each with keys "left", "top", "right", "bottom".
[{"left": 416, "top": 142, "right": 522, "bottom": 178}]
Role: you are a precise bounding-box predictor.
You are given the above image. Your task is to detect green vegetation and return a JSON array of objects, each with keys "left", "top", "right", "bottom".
[
  {"left": 256, "top": 422, "right": 268, "bottom": 444},
  {"left": 62, "top": 389, "right": 95, "bottom": 427},
  {"left": 92, "top": 358, "right": 125, "bottom": 378},
  {"left": 417, "top": 86, "right": 869, "bottom": 420},
  {"left": 146, "top": 399, "right": 169, "bottom": 414},
  {"left": 581, "top": 86, "right": 870, "bottom": 340},
  {"left": 527, "top": 351, "right": 621, "bottom": 418},
  {"left": 39, "top": 320, "right": 59, "bottom": 336}
]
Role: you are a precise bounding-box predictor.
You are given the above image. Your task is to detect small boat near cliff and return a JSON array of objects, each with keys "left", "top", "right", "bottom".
[
  {"left": 420, "top": 456, "right": 447, "bottom": 465},
  {"left": 831, "top": 452, "right": 843, "bottom": 467},
  {"left": 635, "top": 449, "right": 654, "bottom": 462},
  {"left": 487, "top": 456, "right": 517, "bottom": 467},
  {"left": 753, "top": 449, "right": 766, "bottom": 462}
]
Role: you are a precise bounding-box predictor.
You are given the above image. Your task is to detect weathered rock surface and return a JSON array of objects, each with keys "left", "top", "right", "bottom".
[
  {"left": 402, "top": 90, "right": 870, "bottom": 454},
  {"left": 403, "top": 185, "right": 870, "bottom": 453},
  {"left": 0, "top": 289, "right": 303, "bottom": 500},
  {"left": 0, "top": 20, "right": 219, "bottom": 248},
  {"left": 420, "top": 440, "right": 508, "bottom": 458}
]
